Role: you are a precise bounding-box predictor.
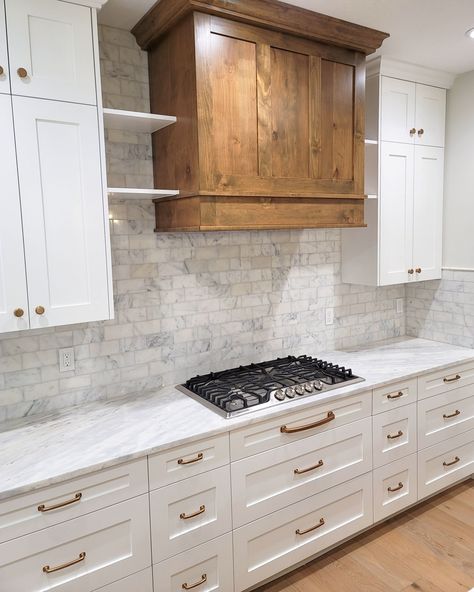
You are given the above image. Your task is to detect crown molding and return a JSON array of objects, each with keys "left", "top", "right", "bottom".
[{"left": 367, "top": 56, "right": 456, "bottom": 89}]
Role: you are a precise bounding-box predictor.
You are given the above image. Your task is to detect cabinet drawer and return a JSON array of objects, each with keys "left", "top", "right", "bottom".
[
  {"left": 94, "top": 569, "right": 152, "bottom": 592},
  {"left": 233, "top": 473, "right": 373, "bottom": 592},
  {"left": 372, "top": 379, "right": 417, "bottom": 414},
  {"left": 418, "top": 385, "right": 474, "bottom": 449},
  {"left": 373, "top": 454, "right": 417, "bottom": 522},
  {"left": 373, "top": 404, "right": 417, "bottom": 468},
  {"left": 232, "top": 417, "right": 372, "bottom": 527},
  {"left": 148, "top": 434, "right": 229, "bottom": 490},
  {"left": 150, "top": 466, "right": 232, "bottom": 563},
  {"left": 0, "top": 494, "right": 151, "bottom": 592},
  {"left": 418, "top": 429, "right": 474, "bottom": 499},
  {"left": 153, "top": 533, "right": 233, "bottom": 592},
  {"left": 0, "top": 458, "right": 148, "bottom": 544},
  {"left": 418, "top": 361, "right": 474, "bottom": 400},
  {"left": 230, "top": 392, "right": 371, "bottom": 460}
]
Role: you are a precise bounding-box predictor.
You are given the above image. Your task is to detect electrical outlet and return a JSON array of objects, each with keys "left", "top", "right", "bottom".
[
  {"left": 59, "top": 348, "right": 75, "bottom": 372},
  {"left": 396, "top": 298, "right": 404, "bottom": 314},
  {"left": 325, "top": 308, "right": 334, "bottom": 326}
]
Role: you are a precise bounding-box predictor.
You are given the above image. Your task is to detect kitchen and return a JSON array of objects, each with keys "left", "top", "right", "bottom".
[{"left": 0, "top": 0, "right": 473, "bottom": 590}]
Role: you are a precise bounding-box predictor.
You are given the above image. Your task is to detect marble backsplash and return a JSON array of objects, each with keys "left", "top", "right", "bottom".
[{"left": 0, "top": 26, "right": 406, "bottom": 423}]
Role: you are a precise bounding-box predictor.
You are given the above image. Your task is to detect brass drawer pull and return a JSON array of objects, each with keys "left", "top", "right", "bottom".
[
  {"left": 387, "top": 391, "right": 404, "bottom": 400},
  {"left": 294, "top": 459, "right": 324, "bottom": 475},
  {"left": 387, "top": 430, "right": 403, "bottom": 440},
  {"left": 180, "top": 505, "right": 205, "bottom": 520},
  {"left": 296, "top": 517, "right": 325, "bottom": 536},
  {"left": 38, "top": 492, "right": 82, "bottom": 512},
  {"left": 388, "top": 482, "right": 404, "bottom": 493},
  {"left": 443, "top": 456, "right": 460, "bottom": 467},
  {"left": 182, "top": 573, "right": 207, "bottom": 590},
  {"left": 409, "top": 127, "right": 416, "bottom": 136},
  {"left": 178, "top": 452, "right": 204, "bottom": 465},
  {"left": 417, "top": 128, "right": 424, "bottom": 136},
  {"left": 14, "top": 308, "right": 24, "bottom": 318},
  {"left": 43, "top": 552, "right": 86, "bottom": 574},
  {"left": 443, "top": 409, "right": 460, "bottom": 419},
  {"left": 0, "top": 65, "right": 4, "bottom": 76},
  {"left": 17, "top": 67, "right": 28, "bottom": 78},
  {"left": 281, "top": 411, "right": 335, "bottom": 434},
  {"left": 443, "top": 374, "right": 461, "bottom": 383}
]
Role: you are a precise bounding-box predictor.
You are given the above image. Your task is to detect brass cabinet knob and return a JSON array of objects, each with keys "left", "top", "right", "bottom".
[
  {"left": 0, "top": 66, "right": 4, "bottom": 76},
  {"left": 35, "top": 305, "right": 46, "bottom": 315},
  {"left": 17, "top": 67, "right": 28, "bottom": 78},
  {"left": 409, "top": 128, "right": 416, "bottom": 136},
  {"left": 417, "top": 128, "right": 424, "bottom": 136},
  {"left": 415, "top": 267, "right": 422, "bottom": 274},
  {"left": 14, "top": 308, "right": 24, "bottom": 318},
  {"left": 408, "top": 269, "right": 414, "bottom": 275}
]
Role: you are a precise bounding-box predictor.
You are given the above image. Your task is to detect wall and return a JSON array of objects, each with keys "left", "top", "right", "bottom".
[{"left": 0, "top": 26, "right": 406, "bottom": 424}]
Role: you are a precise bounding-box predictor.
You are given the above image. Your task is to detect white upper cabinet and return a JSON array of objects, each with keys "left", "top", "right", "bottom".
[
  {"left": 415, "top": 84, "right": 446, "bottom": 148},
  {"left": 0, "top": 0, "right": 9, "bottom": 93},
  {"left": 412, "top": 146, "right": 444, "bottom": 281},
  {"left": 381, "top": 77, "right": 416, "bottom": 144},
  {"left": 0, "top": 94, "right": 29, "bottom": 334},
  {"left": 5, "top": 0, "right": 96, "bottom": 104},
  {"left": 13, "top": 97, "right": 110, "bottom": 329}
]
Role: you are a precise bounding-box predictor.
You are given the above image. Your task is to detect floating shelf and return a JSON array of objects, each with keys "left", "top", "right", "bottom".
[
  {"left": 103, "top": 108, "right": 176, "bottom": 134},
  {"left": 364, "top": 139, "right": 378, "bottom": 145},
  {"left": 107, "top": 188, "right": 179, "bottom": 200},
  {"left": 367, "top": 194, "right": 378, "bottom": 200}
]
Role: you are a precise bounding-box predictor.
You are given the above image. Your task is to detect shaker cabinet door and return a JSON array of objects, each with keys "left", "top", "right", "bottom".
[
  {"left": 5, "top": 0, "right": 96, "bottom": 104},
  {"left": 13, "top": 96, "right": 111, "bottom": 329},
  {"left": 0, "top": 94, "right": 29, "bottom": 334},
  {"left": 380, "top": 77, "right": 416, "bottom": 144},
  {"left": 0, "top": 0, "right": 10, "bottom": 94},
  {"left": 412, "top": 146, "right": 444, "bottom": 281},
  {"left": 415, "top": 84, "right": 446, "bottom": 148}
]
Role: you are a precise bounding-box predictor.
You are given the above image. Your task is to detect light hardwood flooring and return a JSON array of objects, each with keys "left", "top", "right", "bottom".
[{"left": 257, "top": 480, "right": 474, "bottom": 592}]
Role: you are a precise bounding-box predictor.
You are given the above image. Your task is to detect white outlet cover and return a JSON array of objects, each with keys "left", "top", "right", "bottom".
[
  {"left": 325, "top": 308, "right": 335, "bottom": 326},
  {"left": 59, "top": 347, "right": 75, "bottom": 372}
]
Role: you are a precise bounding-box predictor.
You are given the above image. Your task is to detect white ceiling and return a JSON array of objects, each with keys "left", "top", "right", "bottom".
[{"left": 98, "top": 0, "right": 474, "bottom": 75}]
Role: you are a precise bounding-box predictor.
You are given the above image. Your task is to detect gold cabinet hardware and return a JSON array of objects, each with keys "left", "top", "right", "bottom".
[
  {"left": 43, "top": 552, "right": 86, "bottom": 573},
  {"left": 0, "top": 66, "right": 4, "bottom": 75},
  {"left": 417, "top": 128, "right": 424, "bottom": 136},
  {"left": 14, "top": 308, "right": 24, "bottom": 318},
  {"left": 35, "top": 305, "right": 45, "bottom": 315},
  {"left": 180, "top": 505, "right": 205, "bottom": 520},
  {"left": 281, "top": 411, "right": 335, "bottom": 434},
  {"left": 17, "top": 67, "right": 28, "bottom": 78},
  {"left": 408, "top": 269, "right": 414, "bottom": 275},
  {"left": 388, "top": 482, "right": 404, "bottom": 493},
  {"left": 296, "top": 517, "right": 325, "bottom": 536},
  {"left": 415, "top": 267, "right": 422, "bottom": 274},
  {"left": 387, "top": 391, "right": 404, "bottom": 400},
  {"left": 409, "top": 128, "right": 417, "bottom": 136},
  {"left": 182, "top": 574, "right": 207, "bottom": 590},
  {"left": 38, "top": 492, "right": 82, "bottom": 512},
  {"left": 178, "top": 452, "right": 204, "bottom": 465},
  {"left": 294, "top": 459, "right": 324, "bottom": 475},
  {"left": 443, "top": 456, "right": 460, "bottom": 467},
  {"left": 443, "top": 409, "right": 460, "bottom": 419},
  {"left": 443, "top": 374, "right": 461, "bottom": 383},
  {"left": 387, "top": 430, "right": 403, "bottom": 440}
]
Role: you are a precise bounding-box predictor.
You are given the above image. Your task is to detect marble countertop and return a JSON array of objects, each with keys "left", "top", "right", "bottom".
[{"left": 1, "top": 337, "right": 474, "bottom": 501}]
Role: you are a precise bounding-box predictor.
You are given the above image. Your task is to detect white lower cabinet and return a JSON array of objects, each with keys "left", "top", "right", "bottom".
[
  {"left": 372, "top": 404, "right": 417, "bottom": 468},
  {"left": 373, "top": 454, "right": 418, "bottom": 522},
  {"left": 418, "top": 429, "right": 474, "bottom": 499},
  {"left": 232, "top": 417, "right": 372, "bottom": 527},
  {"left": 0, "top": 495, "right": 151, "bottom": 592},
  {"left": 153, "top": 533, "right": 234, "bottom": 592},
  {"left": 233, "top": 473, "right": 373, "bottom": 592},
  {"left": 150, "top": 466, "right": 232, "bottom": 563},
  {"left": 94, "top": 569, "right": 153, "bottom": 592}
]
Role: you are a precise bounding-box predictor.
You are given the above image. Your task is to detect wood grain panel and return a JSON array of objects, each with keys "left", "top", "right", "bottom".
[
  {"left": 270, "top": 47, "right": 309, "bottom": 179},
  {"left": 257, "top": 44, "right": 272, "bottom": 178}
]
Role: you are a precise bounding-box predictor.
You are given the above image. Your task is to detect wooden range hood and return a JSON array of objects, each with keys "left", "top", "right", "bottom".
[{"left": 133, "top": 0, "right": 389, "bottom": 232}]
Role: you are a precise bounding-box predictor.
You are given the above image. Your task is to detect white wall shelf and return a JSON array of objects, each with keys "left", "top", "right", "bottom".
[
  {"left": 365, "top": 139, "right": 378, "bottom": 145},
  {"left": 107, "top": 188, "right": 179, "bottom": 200},
  {"left": 103, "top": 108, "right": 176, "bottom": 134}
]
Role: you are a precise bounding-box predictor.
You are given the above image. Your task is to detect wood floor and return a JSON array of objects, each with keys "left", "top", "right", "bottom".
[{"left": 257, "top": 481, "right": 474, "bottom": 592}]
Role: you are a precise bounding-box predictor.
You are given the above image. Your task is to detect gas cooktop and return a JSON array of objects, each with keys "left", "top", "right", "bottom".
[{"left": 178, "top": 355, "right": 364, "bottom": 418}]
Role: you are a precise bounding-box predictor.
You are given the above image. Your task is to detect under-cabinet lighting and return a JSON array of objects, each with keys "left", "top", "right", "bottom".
[{"left": 465, "top": 27, "right": 474, "bottom": 39}]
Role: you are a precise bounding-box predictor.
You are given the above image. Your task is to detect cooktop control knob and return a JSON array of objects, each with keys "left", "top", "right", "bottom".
[
  {"left": 285, "top": 387, "right": 296, "bottom": 398},
  {"left": 313, "top": 380, "right": 324, "bottom": 391},
  {"left": 304, "top": 383, "right": 313, "bottom": 393},
  {"left": 274, "top": 389, "right": 286, "bottom": 401},
  {"left": 295, "top": 385, "right": 305, "bottom": 395}
]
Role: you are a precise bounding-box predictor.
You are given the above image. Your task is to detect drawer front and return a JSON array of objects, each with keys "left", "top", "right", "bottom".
[
  {"left": 0, "top": 495, "right": 151, "bottom": 592},
  {"left": 233, "top": 473, "right": 373, "bottom": 592},
  {"left": 230, "top": 392, "right": 372, "bottom": 461},
  {"left": 232, "top": 417, "right": 372, "bottom": 527},
  {"left": 418, "top": 429, "right": 474, "bottom": 499},
  {"left": 0, "top": 459, "right": 148, "bottom": 544},
  {"left": 153, "top": 533, "right": 233, "bottom": 592},
  {"left": 418, "top": 361, "right": 474, "bottom": 400},
  {"left": 372, "top": 379, "right": 417, "bottom": 415},
  {"left": 94, "top": 569, "right": 153, "bottom": 592},
  {"left": 418, "top": 385, "right": 474, "bottom": 449},
  {"left": 150, "top": 466, "right": 232, "bottom": 563},
  {"left": 372, "top": 404, "right": 417, "bottom": 468},
  {"left": 373, "top": 454, "right": 418, "bottom": 523},
  {"left": 148, "top": 434, "right": 229, "bottom": 491}
]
